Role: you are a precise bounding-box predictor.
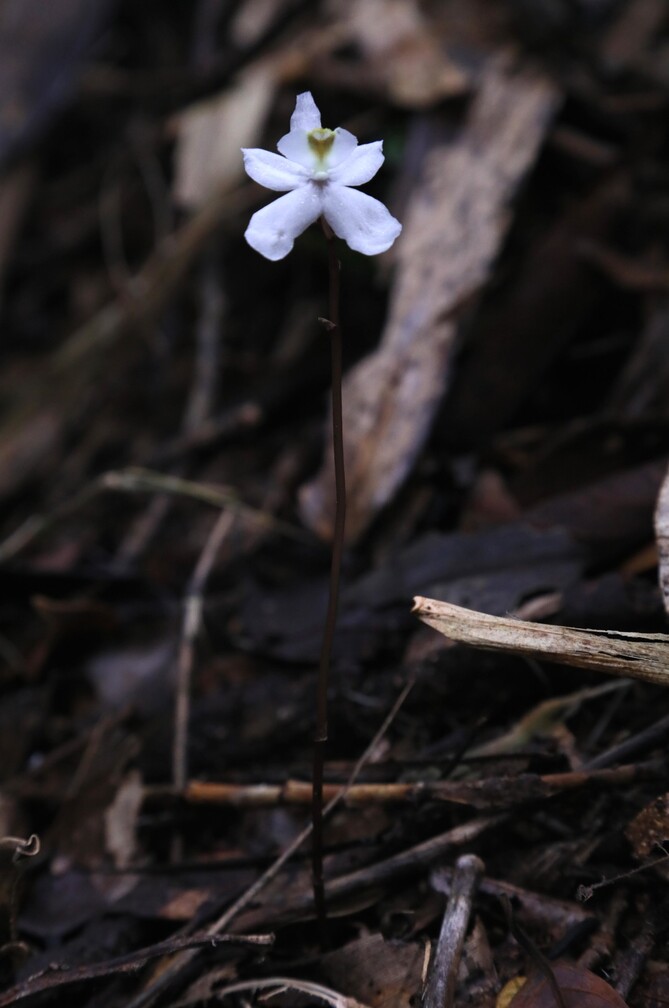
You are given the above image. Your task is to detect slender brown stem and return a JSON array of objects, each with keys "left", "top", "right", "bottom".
[{"left": 312, "top": 220, "right": 345, "bottom": 945}]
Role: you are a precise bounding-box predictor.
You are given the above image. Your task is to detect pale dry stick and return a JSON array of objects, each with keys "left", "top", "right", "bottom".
[
  {"left": 0, "top": 465, "right": 305, "bottom": 564},
  {"left": 183, "top": 243, "right": 225, "bottom": 433},
  {"left": 0, "top": 480, "right": 101, "bottom": 562},
  {"left": 413, "top": 597, "right": 669, "bottom": 685},
  {"left": 115, "top": 493, "right": 176, "bottom": 569},
  {"left": 104, "top": 468, "right": 304, "bottom": 542},
  {"left": 422, "top": 854, "right": 484, "bottom": 1008},
  {"left": 173, "top": 509, "right": 237, "bottom": 799},
  {"left": 119, "top": 245, "right": 226, "bottom": 573},
  {"left": 435, "top": 866, "right": 595, "bottom": 935},
  {"left": 125, "top": 679, "right": 414, "bottom": 1008},
  {"left": 284, "top": 815, "right": 501, "bottom": 924},
  {"left": 180, "top": 976, "right": 371, "bottom": 1008}
]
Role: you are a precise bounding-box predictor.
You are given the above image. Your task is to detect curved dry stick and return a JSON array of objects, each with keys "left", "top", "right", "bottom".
[
  {"left": 413, "top": 597, "right": 669, "bottom": 686},
  {"left": 422, "top": 854, "right": 484, "bottom": 1008}
]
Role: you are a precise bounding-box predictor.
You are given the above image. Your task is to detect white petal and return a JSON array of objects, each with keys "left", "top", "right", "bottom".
[
  {"left": 242, "top": 148, "right": 307, "bottom": 191},
  {"left": 329, "top": 141, "right": 384, "bottom": 186},
  {"left": 244, "top": 186, "right": 322, "bottom": 260},
  {"left": 276, "top": 128, "right": 315, "bottom": 170},
  {"left": 290, "top": 92, "right": 321, "bottom": 132},
  {"left": 328, "top": 128, "right": 358, "bottom": 167},
  {"left": 322, "top": 185, "right": 402, "bottom": 256}
]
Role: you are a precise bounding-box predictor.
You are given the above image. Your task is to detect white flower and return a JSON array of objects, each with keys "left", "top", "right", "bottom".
[{"left": 242, "top": 92, "right": 402, "bottom": 261}]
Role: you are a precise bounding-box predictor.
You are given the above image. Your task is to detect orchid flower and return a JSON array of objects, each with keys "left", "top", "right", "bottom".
[{"left": 242, "top": 92, "right": 402, "bottom": 261}]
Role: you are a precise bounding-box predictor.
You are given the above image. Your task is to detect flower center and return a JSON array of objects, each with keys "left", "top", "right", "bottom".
[{"left": 307, "top": 127, "right": 335, "bottom": 168}]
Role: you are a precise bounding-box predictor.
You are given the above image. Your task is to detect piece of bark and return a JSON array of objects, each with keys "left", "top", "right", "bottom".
[
  {"left": 655, "top": 464, "right": 669, "bottom": 616},
  {"left": 299, "top": 59, "right": 560, "bottom": 543},
  {"left": 412, "top": 597, "right": 669, "bottom": 686}
]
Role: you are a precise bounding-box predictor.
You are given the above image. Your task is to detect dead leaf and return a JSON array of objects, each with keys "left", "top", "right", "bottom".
[
  {"left": 626, "top": 793, "right": 669, "bottom": 879},
  {"left": 173, "top": 65, "right": 275, "bottom": 210},
  {"left": 412, "top": 596, "right": 669, "bottom": 686},
  {"left": 507, "top": 961, "right": 629, "bottom": 1008},
  {"left": 498, "top": 976, "right": 528, "bottom": 1008},
  {"left": 466, "top": 683, "right": 626, "bottom": 758},
  {"left": 300, "top": 59, "right": 560, "bottom": 543},
  {"left": 345, "top": 0, "right": 471, "bottom": 106},
  {"left": 320, "top": 933, "right": 425, "bottom": 1008}
]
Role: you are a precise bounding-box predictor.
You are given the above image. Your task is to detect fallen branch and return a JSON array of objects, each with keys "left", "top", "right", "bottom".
[
  {"left": 0, "top": 932, "right": 273, "bottom": 1007},
  {"left": 412, "top": 597, "right": 669, "bottom": 686},
  {"left": 181, "top": 761, "right": 663, "bottom": 810}
]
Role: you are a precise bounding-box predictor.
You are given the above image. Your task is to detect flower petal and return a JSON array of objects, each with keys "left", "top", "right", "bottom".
[
  {"left": 244, "top": 186, "right": 322, "bottom": 260},
  {"left": 322, "top": 185, "right": 402, "bottom": 256},
  {"left": 242, "top": 148, "right": 307, "bottom": 191},
  {"left": 329, "top": 141, "right": 384, "bottom": 186},
  {"left": 290, "top": 91, "right": 321, "bottom": 132},
  {"left": 328, "top": 128, "right": 358, "bottom": 167},
  {"left": 276, "top": 128, "right": 315, "bottom": 170}
]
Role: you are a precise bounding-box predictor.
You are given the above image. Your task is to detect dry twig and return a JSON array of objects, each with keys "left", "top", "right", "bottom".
[
  {"left": 413, "top": 597, "right": 669, "bottom": 685},
  {"left": 422, "top": 854, "right": 484, "bottom": 1008}
]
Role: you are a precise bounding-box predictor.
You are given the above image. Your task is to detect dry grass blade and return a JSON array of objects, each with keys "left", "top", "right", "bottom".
[{"left": 412, "top": 597, "right": 669, "bottom": 686}]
